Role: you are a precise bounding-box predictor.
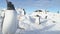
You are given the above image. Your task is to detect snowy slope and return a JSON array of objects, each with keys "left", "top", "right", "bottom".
[
  {"left": 0, "top": 10, "right": 60, "bottom": 34},
  {"left": 16, "top": 10, "right": 60, "bottom": 34}
]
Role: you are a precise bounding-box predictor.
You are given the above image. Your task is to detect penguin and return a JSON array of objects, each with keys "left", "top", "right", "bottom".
[{"left": 2, "top": 0, "right": 18, "bottom": 34}]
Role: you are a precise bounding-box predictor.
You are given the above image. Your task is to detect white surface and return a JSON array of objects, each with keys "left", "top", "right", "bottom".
[
  {"left": 0, "top": 10, "right": 60, "bottom": 34},
  {"left": 2, "top": 10, "right": 17, "bottom": 34}
]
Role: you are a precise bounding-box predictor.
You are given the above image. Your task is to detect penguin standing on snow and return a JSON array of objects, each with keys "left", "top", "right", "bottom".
[{"left": 2, "top": 0, "right": 18, "bottom": 34}]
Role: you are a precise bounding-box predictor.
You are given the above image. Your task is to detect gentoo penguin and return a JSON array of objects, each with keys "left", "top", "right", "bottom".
[{"left": 2, "top": 0, "right": 17, "bottom": 34}]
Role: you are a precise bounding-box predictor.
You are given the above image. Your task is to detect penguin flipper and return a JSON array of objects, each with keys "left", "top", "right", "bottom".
[{"left": 0, "top": 11, "right": 5, "bottom": 31}]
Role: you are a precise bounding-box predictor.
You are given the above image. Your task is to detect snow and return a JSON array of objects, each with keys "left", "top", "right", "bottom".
[{"left": 0, "top": 9, "right": 60, "bottom": 34}]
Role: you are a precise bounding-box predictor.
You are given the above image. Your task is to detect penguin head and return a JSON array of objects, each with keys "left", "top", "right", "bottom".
[{"left": 7, "top": 1, "right": 15, "bottom": 10}]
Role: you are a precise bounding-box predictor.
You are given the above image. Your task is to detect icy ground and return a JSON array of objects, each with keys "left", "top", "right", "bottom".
[{"left": 0, "top": 11, "right": 60, "bottom": 34}]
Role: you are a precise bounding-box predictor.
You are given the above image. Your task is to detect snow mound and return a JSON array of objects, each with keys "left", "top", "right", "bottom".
[{"left": 0, "top": 10, "right": 60, "bottom": 34}]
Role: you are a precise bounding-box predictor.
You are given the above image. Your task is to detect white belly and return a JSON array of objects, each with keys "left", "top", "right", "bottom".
[{"left": 2, "top": 10, "right": 17, "bottom": 34}]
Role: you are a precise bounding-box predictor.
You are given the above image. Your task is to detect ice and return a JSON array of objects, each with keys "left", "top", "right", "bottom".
[{"left": 0, "top": 9, "right": 60, "bottom": 34}]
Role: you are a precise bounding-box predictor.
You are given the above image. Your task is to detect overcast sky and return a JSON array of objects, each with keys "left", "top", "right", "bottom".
[{"left": 0, "top": 0, "right": 60, "bottom": 13}]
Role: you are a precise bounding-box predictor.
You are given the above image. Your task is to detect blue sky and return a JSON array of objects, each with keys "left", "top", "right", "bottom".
[{"left": 0, "top": 0, "right": 60, "bottom": 13}]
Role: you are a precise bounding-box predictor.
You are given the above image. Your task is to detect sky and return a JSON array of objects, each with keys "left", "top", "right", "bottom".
[{"left": 0, "top": 0, "right": 60, "bottom": 13}]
